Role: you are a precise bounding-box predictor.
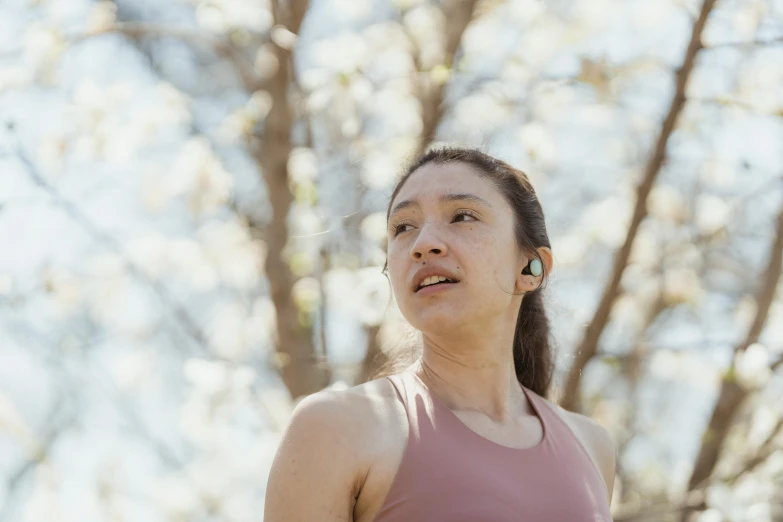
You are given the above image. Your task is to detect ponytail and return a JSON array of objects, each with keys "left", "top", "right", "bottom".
[{"left": 513, "top": 285, "right": 554, "bottom": 397}]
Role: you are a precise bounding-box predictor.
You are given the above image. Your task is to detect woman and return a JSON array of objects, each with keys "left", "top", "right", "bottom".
[{"left": 264, "top": 147, "right": 616, "bottom": 521}]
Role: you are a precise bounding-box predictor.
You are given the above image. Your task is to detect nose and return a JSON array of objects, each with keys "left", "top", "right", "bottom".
[{"left": 410, "top": 221, "right": 448, "bottom": 260}]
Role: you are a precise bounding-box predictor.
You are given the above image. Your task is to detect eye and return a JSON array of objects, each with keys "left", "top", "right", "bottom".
[
  {"left": 392, "top": 222, "right": 413, "bottom": 236},
  {"left": 453, "top": 210, "right": 478, "bottom": 223}
]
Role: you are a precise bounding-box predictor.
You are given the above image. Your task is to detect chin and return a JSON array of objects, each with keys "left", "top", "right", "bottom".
[{"left": 405, "top": 304, "right": 469, "bottom": 335}]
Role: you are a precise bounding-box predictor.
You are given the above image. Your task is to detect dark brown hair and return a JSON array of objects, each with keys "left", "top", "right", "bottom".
[{"left": 368, "top": 146, "right": 556, "bottom": 398}]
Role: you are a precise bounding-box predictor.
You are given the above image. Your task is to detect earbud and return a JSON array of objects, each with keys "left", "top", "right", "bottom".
[{"left": 521, "top": 259, "right": 543, "bottom": 277}]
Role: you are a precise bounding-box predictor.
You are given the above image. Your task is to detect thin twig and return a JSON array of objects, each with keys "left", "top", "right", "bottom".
[
  {"left": 8, "top": 143, "right": 209, "bottom": 350},
  {"left": 705, "top": 36, "right": 783, "bottom": 49}
]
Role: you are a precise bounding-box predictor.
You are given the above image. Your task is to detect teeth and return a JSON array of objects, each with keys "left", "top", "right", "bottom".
[{"left": 419, "top": 275, "right": 452, "bottom": 288}]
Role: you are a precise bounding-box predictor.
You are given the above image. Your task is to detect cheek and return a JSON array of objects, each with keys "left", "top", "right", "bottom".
[
  {"left": 386, "top": 248, "right": 407, "bottom": 291},
  {"left": 464, "top": 229, "right": 499, "bottom": 260},
  {"left": 463, "top": 232, "right": 512, "bottom": 283}
]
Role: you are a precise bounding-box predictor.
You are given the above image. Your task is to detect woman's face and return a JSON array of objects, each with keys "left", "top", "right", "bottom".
[{"left": 386, "top": 162, "right": 525, "bottom": 335}]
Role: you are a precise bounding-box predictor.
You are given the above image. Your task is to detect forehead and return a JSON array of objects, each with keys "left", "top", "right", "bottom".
[{"left": 393, "top": 162, "right": 502, "bottom": 204}]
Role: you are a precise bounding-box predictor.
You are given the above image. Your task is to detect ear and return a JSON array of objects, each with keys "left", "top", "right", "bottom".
[{"left": 517, "top": 246, "right": 554, "bottom": 291}]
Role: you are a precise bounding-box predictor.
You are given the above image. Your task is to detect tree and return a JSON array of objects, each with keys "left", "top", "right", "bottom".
[{"left": 2, "top": 0, "right": 783, "bottom": 520}]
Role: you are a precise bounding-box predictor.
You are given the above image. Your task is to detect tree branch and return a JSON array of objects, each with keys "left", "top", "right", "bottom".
[
  {"left": 725, "top": 415, "right": 783, "bottom": 485},
  {"left": 83, "top": 22, "right": 266, "bottom": 93},
  {"left": 679, "top": 203, "right": 783, "bottom": 521},
  {"left": 615, "top": 406, "right": 783, "bottom": 521},
  {"left": 0, "top": 394, "right": 75, "bottom": 522},
  {"left": 559, "top": 0, "right": 719, "bottom": 412},
  {"left": 691, "top": 95, "right": 783, "bottom": 117},
  {"left": 705, "top": 36, "right": 783, "bottom": 49},
  {"left": 614, "top": 497, "right": 707, "bottom": 522},
  {"left": 359, "top": 0, "right": 481, "bottom": 383},
  {"left": 414, "top": 0, "right": 480, "bottom": 156}
]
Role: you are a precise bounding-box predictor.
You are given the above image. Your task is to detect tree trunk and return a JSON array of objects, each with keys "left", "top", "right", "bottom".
[{"left": 255, "top": 0, "right": 331, "bottom": 400}]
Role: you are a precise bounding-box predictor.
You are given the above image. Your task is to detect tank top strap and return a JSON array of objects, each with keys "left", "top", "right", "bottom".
[
  {"left": 520, "top": 385, "right": 555, "bottom": 424},
  {"left": 386, "top": 370, "right": 433, "bottom": 439},
  {"left": 385, "top": 373, "right": 409, "bottom": 415},
  {"left": 522, "top": 386, "right": 610, "bottom": 500},
  {"left": 520, "top": 385, "right": 568, "bottom": 446},
  {"left": 523, "top": 387, "right": 571, "bottom": 438}
]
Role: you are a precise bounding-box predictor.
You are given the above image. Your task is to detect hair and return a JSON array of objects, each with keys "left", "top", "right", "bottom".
[{"left": 366, "top": 146, "right": 556, "bottom": 398}]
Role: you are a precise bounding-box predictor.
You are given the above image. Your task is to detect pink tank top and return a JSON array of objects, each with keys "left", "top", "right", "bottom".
[{"left": 371, "top": 368, "right": 613, "bottom": 522}]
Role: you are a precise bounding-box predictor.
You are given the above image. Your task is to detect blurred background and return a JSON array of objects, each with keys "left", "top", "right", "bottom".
[{"left": 1, "top": 0, "right": 783, "bottom": 520}]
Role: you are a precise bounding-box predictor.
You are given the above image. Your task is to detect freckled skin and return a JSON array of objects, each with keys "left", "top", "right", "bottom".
[{"left": 386, "top": 163, "right": 524, "bottom": 338}]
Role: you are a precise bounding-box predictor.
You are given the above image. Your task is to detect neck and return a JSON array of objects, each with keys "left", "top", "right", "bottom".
[{"left": 412, "top": 320, "right": 527, "bottom": 423}]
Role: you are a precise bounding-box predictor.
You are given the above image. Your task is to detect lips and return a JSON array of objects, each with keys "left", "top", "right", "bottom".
[{"left": 411, "top": 267, "right": 461, "bottom": 292}]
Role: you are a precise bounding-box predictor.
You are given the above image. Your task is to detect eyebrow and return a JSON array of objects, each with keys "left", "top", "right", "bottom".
[{"left": 389, "top": 193, "right": 494, "bottom": 218}]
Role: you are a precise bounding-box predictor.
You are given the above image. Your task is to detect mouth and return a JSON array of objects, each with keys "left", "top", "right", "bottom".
[{"left": 415, "top": 277, "right": 459, "bottom": 293}]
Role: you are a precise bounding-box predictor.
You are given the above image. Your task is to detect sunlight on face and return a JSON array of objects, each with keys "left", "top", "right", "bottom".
[{"left": 386, "top": 162, "right": 523, "bottom": 335}]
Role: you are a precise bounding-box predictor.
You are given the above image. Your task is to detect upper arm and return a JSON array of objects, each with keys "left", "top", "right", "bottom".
[
  {"left": 558, "top": 406, "right": 617, "bottom": 505},
  {"left": 264, "top": 390, "right": 366, "bottom": 522},
  {"left": 587, "top": 421, "right": 616, "bottom": 504}
]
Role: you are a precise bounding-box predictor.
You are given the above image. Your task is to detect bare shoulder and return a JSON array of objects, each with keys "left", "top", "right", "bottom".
[
  {"left": 264, "top": 376, "right": 402, "bottom": 522},
  {"left": 295, "top": 375, "right": 404, "bottom": 466},
  {"left": 541, "top": 396, "right": 616, "bottom": 503},
  {"left": 334, "top": 375, "right": 404, "bottom": 433},
  {"left": 294, "top": 375, "right": 401, "bottom": 459}
]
